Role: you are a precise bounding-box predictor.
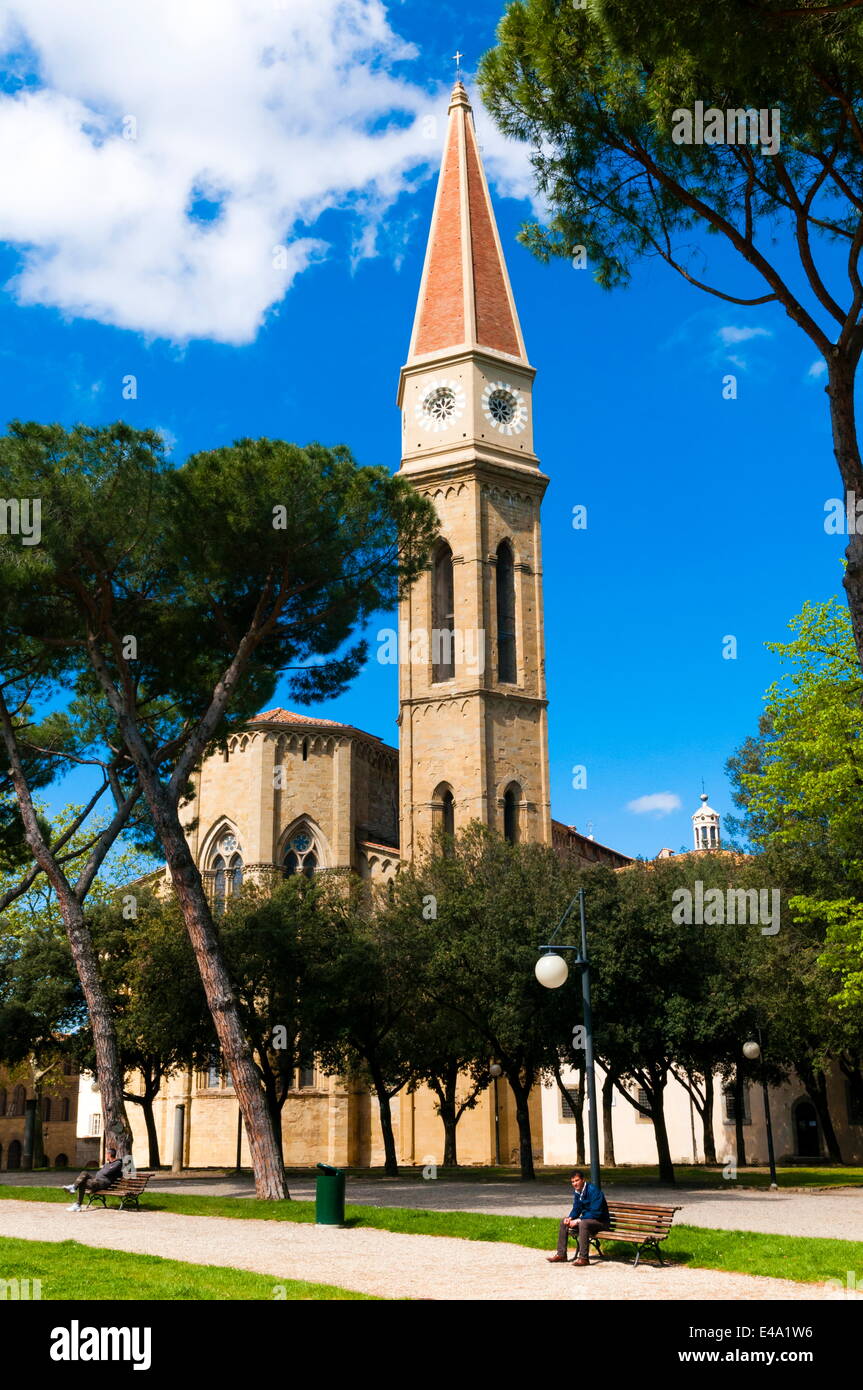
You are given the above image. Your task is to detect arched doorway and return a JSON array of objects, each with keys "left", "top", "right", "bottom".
[
  {"left": 794, "top": 1099, "right": 820, "bottom": 1157},
  {"left": 7, "top": 1139, "right": 21, "bottom": 1170}
]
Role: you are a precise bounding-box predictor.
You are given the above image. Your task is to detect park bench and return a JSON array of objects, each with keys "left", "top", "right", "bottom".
[
  {"left": 85, "top": 1171, "right": 153, "bottom": 1212},
  {"left": 590, "top": 1200, "right": 681, "bottom": 1267}
]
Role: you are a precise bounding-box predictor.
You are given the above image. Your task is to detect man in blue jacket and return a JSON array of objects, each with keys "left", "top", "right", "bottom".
[{"left": 547, "top": 1170, "right": 610, "bottom": 1266}]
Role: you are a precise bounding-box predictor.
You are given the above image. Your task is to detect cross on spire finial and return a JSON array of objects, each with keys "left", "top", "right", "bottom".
[{"left": 453, "top": 49, "right": 463, "bottom": 80}]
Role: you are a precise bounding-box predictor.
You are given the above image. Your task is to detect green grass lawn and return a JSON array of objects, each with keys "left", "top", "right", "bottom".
[
  {"left": 221, "top": 1162, "right": 863, "bottom": 1189},
  {"left": 0, "top": 1235, "right": 374, "bottom": 1300},
  {"left": 32, "top": 1162, "right": 863, "bottom": 1188},
  {"left": 1, "top": 1183, "right": 859, "bottom": 1288}
]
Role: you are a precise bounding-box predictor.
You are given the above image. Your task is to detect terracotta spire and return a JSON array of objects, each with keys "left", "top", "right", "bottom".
[{"left": 407, "top": 82, "right": 528, "bottom": 365}]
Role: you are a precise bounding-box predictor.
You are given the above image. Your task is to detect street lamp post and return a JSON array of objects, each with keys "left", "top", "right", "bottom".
[
  {"left": 743, "top": 1027, "right": 779, "bottom": 1190},
  {"left": 535, "top": 887, "right": 601, "bottom": 1189}
]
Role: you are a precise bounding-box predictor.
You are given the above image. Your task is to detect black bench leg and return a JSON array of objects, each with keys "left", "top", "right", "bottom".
[{"left": 591, "top": 1239, "right": 605, "bottom": 1259}]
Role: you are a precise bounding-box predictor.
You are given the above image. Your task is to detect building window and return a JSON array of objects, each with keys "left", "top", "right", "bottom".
[
  {"left": 0, "top": 1089, "right": 6, "bottom": 1117},
  {"left": 60, "top": 1098, "right": 71, "bottom": 1122},
  {"left": 636, "top": 1087, "right": 651, "bottom": 1114},
  {"left": 283, "top": 826, "right": 318, "bottom": 878},
  {"left": 54, "top": 1153, "right": 69, "bottom": 1168},
  {"left": 723, "top": 1085, "right": 751, "bottom": 1124},
  {"left": 62, "top": 1060, "right": 78, "bottom": 1077},
  {"left": 212, "top": 850, "right": 243, "bottom": 912},
  {"left": 432, "top": 783, "right": 455, "bottom": 851},
  {"left": 7, "top": 1140, "right": 21, "bottom": 1170},
  {"left": 496, "top": 540, "right": 517, "bottom": 683},
  {"left": 10, "top": 1085, "right": 25, "bottom": 1117},
  {"left": 503, "top": 784, "right": 521, "bottom": 845},
  {"left": 89, "top": 1113, "right": 102, "bottom": 1136},
  {"left": 297, "top": 1064, "right": 316, "bottom": 1089},
  {"left": 559, "top": 1088, "right": 581, "bottom": 1122},
  {"left": 41, "top": 1097, "right": 51, "bottom": 1121},
  {"left": 432, "top": 542, "right": 455, "bottom": 682}
]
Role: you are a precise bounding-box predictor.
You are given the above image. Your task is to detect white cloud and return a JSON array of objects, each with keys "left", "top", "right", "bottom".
[
  {"left": 807, "top": 359, "right": 827, "bottom": 379},
  {"left": 717, "top": 325, "right": 772, "bottom": 345},
  {"left": 626, "top": 792, "right": 682, "bottom": 818},
  {"left": 0, "top": 0, "right": 536, "bottom": 345}
]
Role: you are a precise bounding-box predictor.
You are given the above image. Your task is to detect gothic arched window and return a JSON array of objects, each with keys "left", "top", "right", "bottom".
[
  {"left": 496, "top": 540, "right": 517, "bottom": 683},
  {"left": 10, "top": 1085, "right": 25, "bottom": 1117},
  {"left": 432, "top": 783, "right": 455, "bottom": 853},
  {"left": 503, "top": 783, "right": 521, "bottom": 845},
  {"left": 283, "top": 826, "right": 319, "bottom": 879},
  {"left": 0, "top": 1088, "right": 6, "bottom": 1117},
  {"left": 432, "top": 542, "right": 455, "bottom": 682},
  {"left": 210, "top": 838, "right": 244, "bottom": 913}
]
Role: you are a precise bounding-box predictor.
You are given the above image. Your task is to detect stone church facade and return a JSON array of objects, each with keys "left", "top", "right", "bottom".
[{"left": 126, "top": 82, "right": 632, "bottom": 1172}]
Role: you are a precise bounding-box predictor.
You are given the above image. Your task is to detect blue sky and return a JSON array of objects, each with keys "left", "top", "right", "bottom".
[{"left": 0, "top": 0, "right": 849, "bottom": 860}]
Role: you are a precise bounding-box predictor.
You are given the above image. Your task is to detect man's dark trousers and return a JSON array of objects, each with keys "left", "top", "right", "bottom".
[{"left": 556, "top": 1217, "right": 603, "bottom": 1260}]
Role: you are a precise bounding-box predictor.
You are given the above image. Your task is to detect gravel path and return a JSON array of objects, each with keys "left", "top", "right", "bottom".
[{"left": 0, "top": 1199, "right": 856, "bottom": 1301}]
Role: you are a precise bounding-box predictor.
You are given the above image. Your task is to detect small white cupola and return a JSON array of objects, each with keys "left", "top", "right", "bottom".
[{"left": 692, "top": 792, "right": 721, "bottom": 851}]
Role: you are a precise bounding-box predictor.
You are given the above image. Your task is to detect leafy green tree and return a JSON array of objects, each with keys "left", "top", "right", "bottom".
[
  {"left": 301, "top": 873, "right": 423, "bottom": 1177},
  {"left": 0, "top": 779, "right": 149, "bottom": 1158},
  {"left": 727, "top": 597, "right": 863, "bottom": 1014},
  {"left": 418, "top": 827, "right": 575, "bottom": 1181},
  {"left": 217, "top": 877, "right": 322, "bottom": 1164},
  {"left": 0, "top": 420, "right": 438, "bottom": 1198},
  {"left": 480, "top": 1, "right": 863, "bottom": 661},
  {"left": 82, "top": 894, "right": 213, "bottom": 1169},
  {"left": 380, "top": 864, "right": 491, "bottom": 1168}
]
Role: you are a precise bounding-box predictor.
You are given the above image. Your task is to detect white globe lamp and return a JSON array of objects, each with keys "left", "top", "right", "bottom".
[{"left": 535, "top": 953, "right": 569, "bottom": 989}]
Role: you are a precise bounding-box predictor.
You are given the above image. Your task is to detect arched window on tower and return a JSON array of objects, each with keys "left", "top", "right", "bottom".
[
  {"left": 496, "top": 540, "right": 517, "bottom": 683},
  {"left": 432, "top": 542, "right": 455, "bottom": 682},
  {"left": 503, "top": 783, "right": 521, "bottom": 845},
  {"left": 432, "top": 783, "right": 455, "bottom": 854},
  {"left": 283, "top": 826, "right": 318, "bottom": 879}
]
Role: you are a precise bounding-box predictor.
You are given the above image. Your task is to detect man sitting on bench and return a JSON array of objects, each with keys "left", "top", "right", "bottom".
[
  {"left": 64, "top": 1148, "right": 124, "bottom": 1212},
  {"left": 547, "top": 1170, "right": 610, "bottom": 1267}
]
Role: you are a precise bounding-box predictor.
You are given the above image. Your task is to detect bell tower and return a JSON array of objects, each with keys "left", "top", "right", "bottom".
[{"left": 397, "top": 80, "right": 552, "bottom": 860}]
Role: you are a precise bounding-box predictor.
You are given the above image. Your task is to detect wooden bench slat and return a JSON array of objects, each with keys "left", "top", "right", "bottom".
[{"left": 585, "top": 1200, "right": 681, "bottom": 1267}]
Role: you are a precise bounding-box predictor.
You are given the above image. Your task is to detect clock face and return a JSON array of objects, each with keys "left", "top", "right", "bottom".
[
  {"left": 291, "top": 832, "right": 312, "bottom": 853},
  {"left": 416, "top": 378, "right": 466, "bottom": 433},
  {"left": 220, "top": 834, "right": 239, "bottom": 854},
  {"left": 482, "top": 381, "right": 528, "bottom": 436}
]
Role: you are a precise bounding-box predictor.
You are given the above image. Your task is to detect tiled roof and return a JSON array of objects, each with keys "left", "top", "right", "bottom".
[{"left": 250, "top": 708, "right": 351, "bottom": 730}]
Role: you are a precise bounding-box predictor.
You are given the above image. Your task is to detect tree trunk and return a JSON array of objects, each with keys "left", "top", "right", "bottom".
[
  {"left": 140, "top": 1093, "right": 160, "bottom": 1170},
  {"left": 649, "top": 1084, "right": 676, "bottom": 1185},
  {"left": 130, "top": 773, "right": 288, "bottom": 1199},
  {"left": 67, "top": 906, "right": 132, "bottom": 1158},
  {"left": 0, "top": 696, "right": 133, "bottom": 1159},
  {"left": 602, "top": 1068, "right": 616, "bottom": 1168},
  {"left": 506, "top": 1072, "right": 535, "bottom": 1181},
  {"left": 574, "top": 1062, "right": 586, "bottom": 1165},
  {"left": 370, "top": 1068, "right": 399, "bottom": 1177},
  {"left": 802, "top": 1065, "right": 843, "bottom": 1162},
  {"left": 440, "top": 1066, "right": 459, "bottom": 1167},
  {"left": 827, "top": 358, "right": 863, "bottom": 670},
  {"left": 702, "top": 1069, "right": 717, "bottom": 1165}
]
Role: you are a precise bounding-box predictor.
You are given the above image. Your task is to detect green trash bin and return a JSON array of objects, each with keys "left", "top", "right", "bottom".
[{"left": 315, "top": 1162, "right": 346, "bottom": 1226}]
